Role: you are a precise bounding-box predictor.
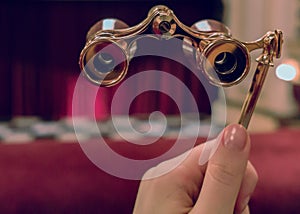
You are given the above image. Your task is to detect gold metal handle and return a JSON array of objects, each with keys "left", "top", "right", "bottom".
[{"left": 239, "top": 30, "right": 283, "bottom": 128}]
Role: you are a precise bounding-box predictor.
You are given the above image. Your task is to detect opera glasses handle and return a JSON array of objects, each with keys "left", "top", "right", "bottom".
[{"left": 78, "top": 5, "right": 283, "bottom": 128}]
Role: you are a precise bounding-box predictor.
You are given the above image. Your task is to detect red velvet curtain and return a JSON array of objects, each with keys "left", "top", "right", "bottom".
[{"left": 0, "top": 1, "right": 223, "bottom": 120}]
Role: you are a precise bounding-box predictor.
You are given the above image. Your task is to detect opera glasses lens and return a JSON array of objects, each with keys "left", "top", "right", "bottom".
[
  {"left": 79, "top": 18, "right": 132, "bottom": 87},
  {"left": 214, "top": 52, "right": 237, "bottom": 74},
  {"left": 81, "top": 40, "right": 129, "bottom": 87},
  {"left": 200, "top": 39, "right": 250, "bottom": 87},
  {"left": 93, "top": 52, "right": 116, "bottom": 74}
]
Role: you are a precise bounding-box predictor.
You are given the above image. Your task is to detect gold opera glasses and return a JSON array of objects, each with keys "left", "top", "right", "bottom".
[{"left": 79, "top": 5, "right": 283, "bottom": 129}]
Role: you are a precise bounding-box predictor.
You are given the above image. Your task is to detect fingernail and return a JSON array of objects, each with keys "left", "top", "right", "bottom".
[{"left": 223, "top": 124, "right": 247, "bottom": 151}]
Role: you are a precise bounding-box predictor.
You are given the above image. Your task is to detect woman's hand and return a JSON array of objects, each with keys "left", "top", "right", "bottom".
[{"left": 133, "top": 124, "right": 258, "bottom": 214}]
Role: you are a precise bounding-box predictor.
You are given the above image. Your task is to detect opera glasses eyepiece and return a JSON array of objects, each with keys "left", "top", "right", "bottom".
[
  {"left": 214, "top": 52, "right": 237, "bottom": 74},
  {"left": 93, "top": 52, "right": 116, "bottom": 74},
  {"left": 201, "top": 39, "right": 250, "bottom": 87},
  {"left": 81, "top": 40, "right": 129, "bottom": 86}
]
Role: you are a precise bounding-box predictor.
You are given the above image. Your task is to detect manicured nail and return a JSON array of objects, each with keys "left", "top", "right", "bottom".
[{"left": 223, "top": 124, "right": 247, "bottom": 151}]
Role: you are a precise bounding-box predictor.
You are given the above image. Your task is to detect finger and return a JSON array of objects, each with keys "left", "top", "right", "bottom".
[
  {"left": 191, "top": 124, "right": 251, "bottom": 214},
  {"left": 134, "top": 145, "right": 206, "bottom": 214},
  {"left": 241, "top": 205, "right": 250, "bottom": 214},
  {"left": 235, "top": 162, "right": 258, "bottom": 214}
]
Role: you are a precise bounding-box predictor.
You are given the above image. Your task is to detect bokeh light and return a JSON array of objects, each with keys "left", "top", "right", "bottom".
[{"left": 276, "top": 61, "right": 298, "bottom": 81}]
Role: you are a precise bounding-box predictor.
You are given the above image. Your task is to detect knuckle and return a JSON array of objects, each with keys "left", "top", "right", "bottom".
[{"left": 208, "top": 162, "right": 238, "bottom": 187}]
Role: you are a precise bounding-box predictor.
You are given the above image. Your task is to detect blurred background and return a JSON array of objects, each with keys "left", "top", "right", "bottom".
[
  {"left": 219, "top": 0, "right": 300, "bottom": 132},
  {"left": 0, "top": 0, "right": 300, "bottom": 133},
  {"left": 0, "top": 0, "right": 224, "bottom": 142},
  {"left": 0, "top": 1, "right": 300, "bottom": 214}
]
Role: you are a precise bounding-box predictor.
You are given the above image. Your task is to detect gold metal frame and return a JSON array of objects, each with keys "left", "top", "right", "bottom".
[{"left": 79, "top": 5, "right": 283, "bottom": 129}]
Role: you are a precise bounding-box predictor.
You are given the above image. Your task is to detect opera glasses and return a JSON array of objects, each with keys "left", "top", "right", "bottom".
[{"left": 79, "top": 5, "right": 283, "bottom": 128}]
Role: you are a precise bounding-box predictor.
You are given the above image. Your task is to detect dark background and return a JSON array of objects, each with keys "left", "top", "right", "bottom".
[{"left": 0, "top": 0, "right": 223, "bottom": 120}]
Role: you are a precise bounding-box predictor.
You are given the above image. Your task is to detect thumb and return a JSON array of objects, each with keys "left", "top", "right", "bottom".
[{"left": 191, "top": 124, "right": 250, "bottom": 214}]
